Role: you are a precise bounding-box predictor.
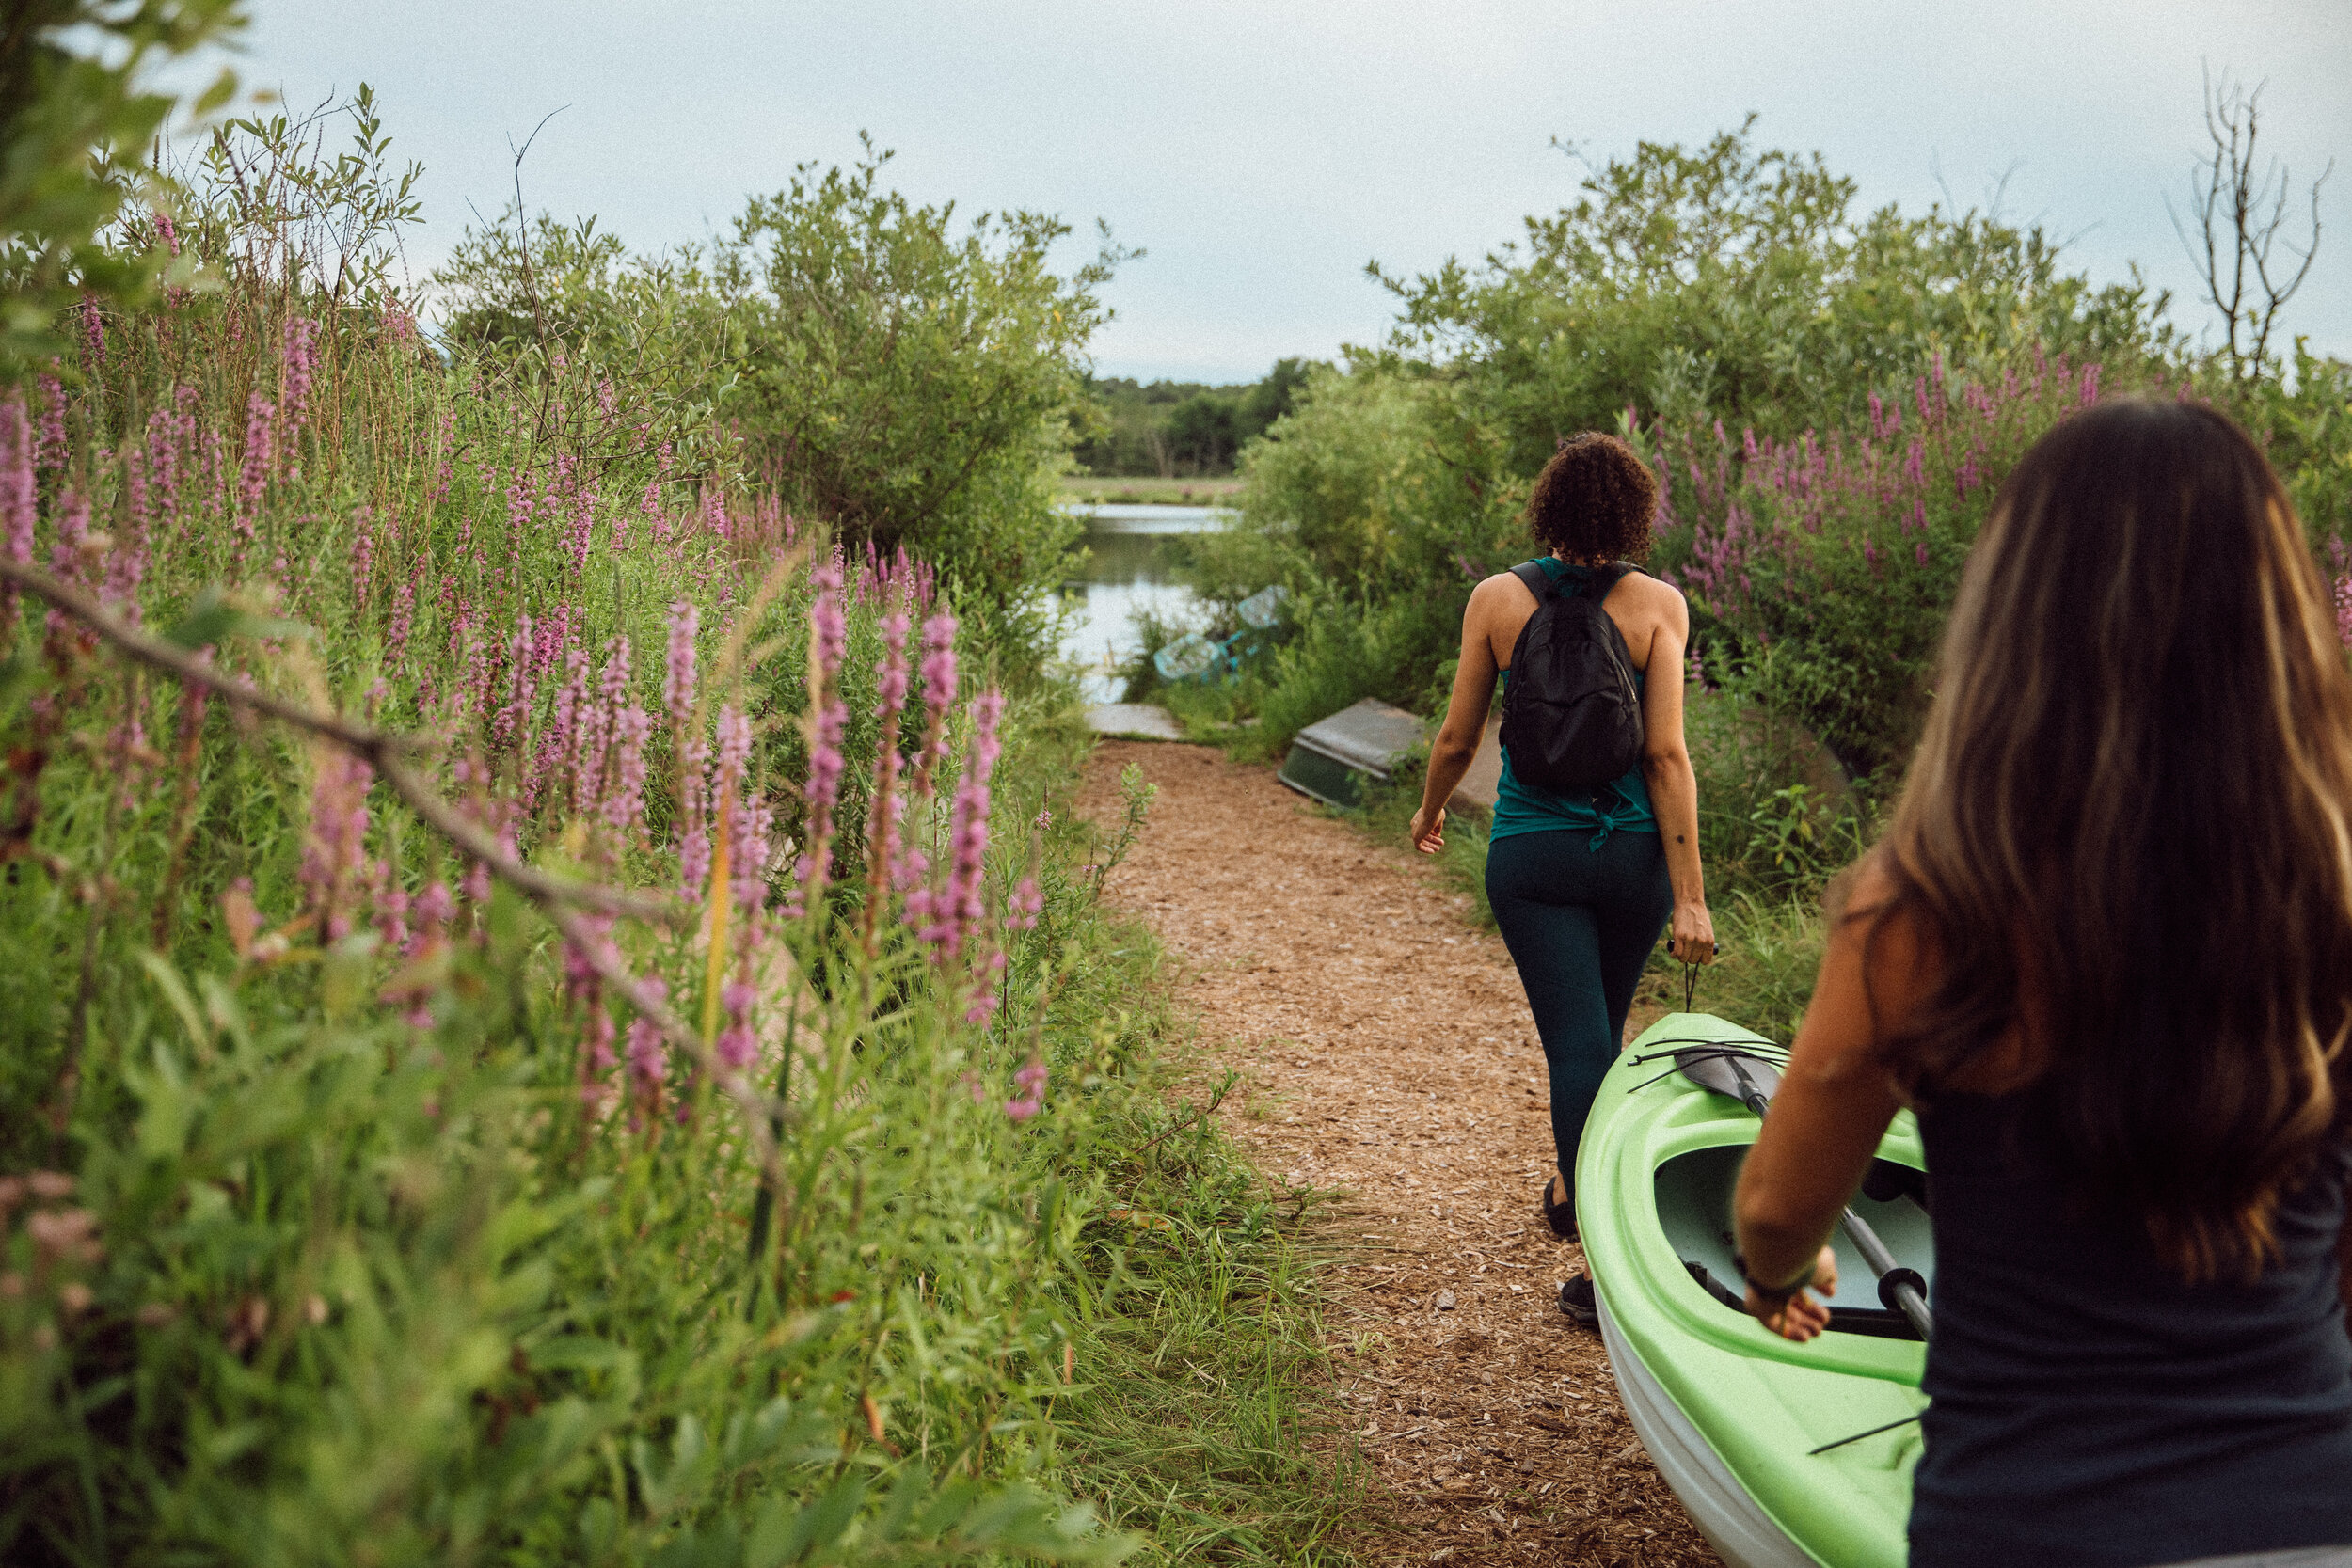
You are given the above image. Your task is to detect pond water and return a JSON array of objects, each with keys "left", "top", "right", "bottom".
[{"left": 1056, "top": 504, "right": 1228, "bottom": 703}]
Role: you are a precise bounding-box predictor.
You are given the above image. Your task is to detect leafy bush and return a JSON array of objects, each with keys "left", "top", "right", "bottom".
[
  {"left": 0, "top": 0, "right": 239, "bottom": 375},
  {"left": 433, "top": 143, "right": 1115, "bottom": 643}
]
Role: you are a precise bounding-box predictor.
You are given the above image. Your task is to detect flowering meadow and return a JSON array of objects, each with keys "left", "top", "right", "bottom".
[
  {"left": 0, "top": 91, "right": 1343, "bottom": 1568},
  {"left": 1648, "top": 346, "right": 2113, "bottom": 783}
]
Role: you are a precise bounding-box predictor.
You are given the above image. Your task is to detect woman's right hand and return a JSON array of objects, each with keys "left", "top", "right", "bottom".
[
  {"left": 1668, "top": 899, "right": 1716, "bottom": 964},
  {"left": 1746, "top": 1245, "right": 1838, "bottom": 1341},
  {"left": 1408, "top": 804, "right": 1446, "bottom": 854}
]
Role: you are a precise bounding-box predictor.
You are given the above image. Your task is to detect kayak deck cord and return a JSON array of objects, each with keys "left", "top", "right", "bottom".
[
  {"left": 1623, "top": 1041, "right": 1790, "bottom": 1098},
  {"left": 1806, "top": 1412, "right": 1923, "bottom": 1456}
]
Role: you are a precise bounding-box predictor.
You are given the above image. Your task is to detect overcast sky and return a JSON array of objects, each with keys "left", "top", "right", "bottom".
[{"left": 219, "top": 0, "right": 2348, "bottom": 384}]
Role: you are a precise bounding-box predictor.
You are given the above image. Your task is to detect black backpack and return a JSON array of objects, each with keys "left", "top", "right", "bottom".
[{"left": 1499, "top": 562, "right": 1646, "bottom": 791}]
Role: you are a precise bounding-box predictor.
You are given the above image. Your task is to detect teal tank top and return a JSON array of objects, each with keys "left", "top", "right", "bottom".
[{"left": 1489, "top": 558, "right": 1658, "bottom": 848}]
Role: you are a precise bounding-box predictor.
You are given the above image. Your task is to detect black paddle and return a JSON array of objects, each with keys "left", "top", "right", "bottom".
[{"left": 1671, "top": 1045, "right": 1934, "bottom": 1341}]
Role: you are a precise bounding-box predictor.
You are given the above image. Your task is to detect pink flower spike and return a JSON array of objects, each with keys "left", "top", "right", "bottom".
[
  {"left": 0, "top": 395, "right": 32, "bottom": 624},
  {"left": 917, "top": 612, "right": 960, "bottom": 773},
  {"left": 626, "top": 978, "right": 671, "bottom": 1104},
  {"left": 663, "top": 600, "right": 699, "bottom": 732},
  {"left": 716, "top": 978, "right": 758, "bottom": 1070}
]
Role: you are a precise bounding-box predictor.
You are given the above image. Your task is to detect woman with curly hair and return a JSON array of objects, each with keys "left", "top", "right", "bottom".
[
  {"left": 1410, "top": 432, "right": 1715, "bottom": 1325},
  {"left": 1734, "top": 399, "right": 2352, "bottom": 1563}
]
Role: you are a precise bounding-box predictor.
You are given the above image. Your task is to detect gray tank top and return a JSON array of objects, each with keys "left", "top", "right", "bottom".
[{"left": 1910, "top": 1091, "right": 2352, "bottom": 1566}]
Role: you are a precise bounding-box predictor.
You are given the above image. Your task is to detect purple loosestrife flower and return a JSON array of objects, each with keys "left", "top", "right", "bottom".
[
  {"left": 664, "top": 601, "right": 710, "bottom": 892},
  {"left": 861, "top": 610, "right": 913, "bottom": 947},
  {"left": 713, "top": 704, "right": 754, "bottom": 844},
  {"left": 2337, "top": 577, "right": 2352, "bottom": 647},
  {"left": 154, "top": 211, "right": 178, "bottom": 254},
  {"left": 678, "top": 756, "right": 711, "bottom": 899},
  {"left": 1009, "top": 877, "right": 1042, "bottom": 930},
  {"left": 145, "top": 405, "right": 182, "bottom": 542},
  {"left": 606, "top": 705, "right": 652, "bottom": 840},
  {"left": 79, "top": 297, "right": 104, "bottom": 373},
  {"left": 0, "top": 396, "right": 33, "bottom": 626},
  {"left": 537, "top": 647, "right": 589, "bottom": 817},
  {"left": 663, "top": 601, "right": 699, "bottom": 730},
  {"left": 800, "top": 565, "right": 849, "bottom": 895},
  {"left": 376, "top": 882, "right": 409, "bottom": 952},
  {"left": 916, "top": 612, "right": 960, "bottom": 777},
  {"left": 1006, "top": 1058, "right": 1048, "bottom": 1121},
  {"left": 297, "top": 753, "right": 373, "bottom": 942},
  {"left": 566, "top": 475, "right": 597, "bottom": 575},
  {"left": 582, "top": 1006, "right": 617, "bottom": 1109},
  {"left": 349, "top": 505, "right": 374, "bottom": 615},
  {"left": 108, "top": 450, "right": 150, "bottom": 622},
  {"left": 429, "top": 406, "right": 455, "bottom": 507},
  {"left": 494, "top": 615, "right": 535, "bottom": 754},
  {"left": 925, "top": 688, "right": 1003, "bottom": 964},
  {"left": 385, "top": 580, "right": 414, "bottom": 672},
  {"left": 626, "top": 978, "right": 670, "bottom": 1122},
  {"left": 280, "top": 319, "right": 318, "bottom": 444},
  {"left": 716, "top": 979, "right": 757, "bottom": 1071},
  {"left": 36, "top": 375, "right": 66, "bottom": 474},
  {"left": 235, "top": 393, "right": 274, "bottom": 553},
  {"left": 810, "top": 562, "right": 848, "bottom": 673}
]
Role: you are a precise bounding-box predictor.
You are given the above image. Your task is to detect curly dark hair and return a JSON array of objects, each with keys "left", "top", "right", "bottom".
[{"left": 1525, "top": 433, "right": 1658, "bottom": 562}]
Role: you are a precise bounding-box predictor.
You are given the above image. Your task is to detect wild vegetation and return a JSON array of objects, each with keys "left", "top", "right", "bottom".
[
  {"left": 0, "top": 10, "right": 1361, "bottom": 1566},
  {"left": 1138, "top": 109, "right": 2350, "bottom": 1030}
]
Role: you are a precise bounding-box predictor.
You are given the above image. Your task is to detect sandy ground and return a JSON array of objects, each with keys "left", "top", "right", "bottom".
[{"left": 1079, "top": 742, "right": 1719, "bottom": 1568}]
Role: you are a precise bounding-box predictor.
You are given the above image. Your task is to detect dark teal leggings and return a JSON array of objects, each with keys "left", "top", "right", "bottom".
[{"left": 1485, "top": 828, "right": 1673, "bottom": 1191}]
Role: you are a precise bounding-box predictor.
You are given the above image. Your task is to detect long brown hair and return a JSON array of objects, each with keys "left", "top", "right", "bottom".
[{"left": 1868, "top": 396, "right": 2352, "bottom": 1281}]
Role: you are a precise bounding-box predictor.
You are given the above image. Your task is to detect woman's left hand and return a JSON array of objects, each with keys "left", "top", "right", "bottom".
[{"left": 1409, "top": 805, "right": 1445, "bottom": 854}]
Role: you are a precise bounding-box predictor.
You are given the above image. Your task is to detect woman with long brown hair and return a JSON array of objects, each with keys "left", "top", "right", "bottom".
[{"left": 1733, "top": 397, "right": 2352, "bottom": 1564}]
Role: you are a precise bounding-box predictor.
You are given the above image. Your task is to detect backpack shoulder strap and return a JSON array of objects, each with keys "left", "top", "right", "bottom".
[{"left": 1510, "top": 561, "right": 1558, "bottom": 602}]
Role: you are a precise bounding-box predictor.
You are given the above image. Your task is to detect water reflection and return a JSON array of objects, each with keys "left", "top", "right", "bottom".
[{"left": 1056, "top": 504, "right": 1227, "bottom": 704}]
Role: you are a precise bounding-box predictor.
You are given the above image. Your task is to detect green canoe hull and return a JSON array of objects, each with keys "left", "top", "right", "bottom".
[{"left": 1577, "top": 1013, "right": 1931, "bottom": 1568}]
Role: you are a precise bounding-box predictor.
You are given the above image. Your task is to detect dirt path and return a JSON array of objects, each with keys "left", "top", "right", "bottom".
[{"left": 1079, "top": 742, "right": 1718, "bottom": 1568}]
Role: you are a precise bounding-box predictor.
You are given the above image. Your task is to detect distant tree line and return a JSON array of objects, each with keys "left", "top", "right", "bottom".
[{"left": 1071, "top": 358, "right": 1315, "bottom": 477}]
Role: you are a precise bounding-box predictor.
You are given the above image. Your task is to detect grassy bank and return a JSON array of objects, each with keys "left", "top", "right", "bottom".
[{"left": 1059, "top": 476, "right": 1247, "bottom": 507}]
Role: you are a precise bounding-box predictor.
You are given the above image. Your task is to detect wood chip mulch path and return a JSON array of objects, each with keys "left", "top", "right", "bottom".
[{"left": 1079, "top": 741, "right": 1720, "bottom": 1568}]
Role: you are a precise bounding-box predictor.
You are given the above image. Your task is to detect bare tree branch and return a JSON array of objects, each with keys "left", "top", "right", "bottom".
[{"left": 2168, "top": 67, "right": 2329, "bottom": 381}]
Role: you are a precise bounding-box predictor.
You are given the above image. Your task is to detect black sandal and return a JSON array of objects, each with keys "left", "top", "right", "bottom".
[
  {"left": 1541, "top": 1175, "right": 1577, "bottom": 1240},
  {"left": 1558, "top": 1273, "right": 1598, "bottom": 1326}
]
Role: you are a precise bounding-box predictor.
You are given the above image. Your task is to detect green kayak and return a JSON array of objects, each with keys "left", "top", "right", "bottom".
[{"left": 1576, "top": 1012, "right": 1934, "bottom": 1568}]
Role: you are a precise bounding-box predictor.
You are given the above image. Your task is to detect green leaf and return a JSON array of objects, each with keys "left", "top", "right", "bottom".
[{"left": 165, "top": 582, "right": 314, "bottom": 650}]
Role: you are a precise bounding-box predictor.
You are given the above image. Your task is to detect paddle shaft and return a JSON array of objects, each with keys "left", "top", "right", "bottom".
[
  {"left": 1838, "top": 1207, "right": 1934, "bottom": 1339},
  {"left": 1721, "top": 1060, "right": 1934, "bottom": 1341}
]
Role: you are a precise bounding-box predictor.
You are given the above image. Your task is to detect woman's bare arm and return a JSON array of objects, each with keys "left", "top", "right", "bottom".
[
  {"left": 1411, "top": 577, "right": 1507, "bottom": 853},
  {"left": 1635, "top": 585, "right": 1712, "bottom": 963},
  {"left": 1733, "top": 863, "right": 1914, "bottom": 1338}
]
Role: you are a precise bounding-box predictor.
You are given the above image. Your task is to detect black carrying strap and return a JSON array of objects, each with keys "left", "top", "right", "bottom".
[{"left": 1509, "top": 560, "right": 1557, "bottom": 602}]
